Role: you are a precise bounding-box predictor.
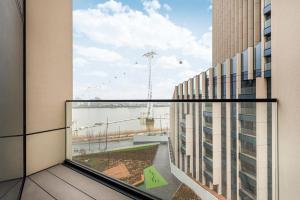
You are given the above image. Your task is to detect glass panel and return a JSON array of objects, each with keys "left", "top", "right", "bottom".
[
  {"left": 0, "top": 0, "right": 24, "bottom": 138},
  {"left": 66, "top": 100, "right": 277, "bottom": 200},
  {"left": 0, "top": 137, "right": 23, "bottom": 199},
  {"left": 199, "top": 76, "right": 202, "bottom": 96},
  {"left": 0, "top": 1, "right": 24, "bottom": 199},
  {"left": 255, "top": 43, "right": 262, "bottom": 71},
  {"left": 231, "top": 56, "right": 237, "bottom": 74},
  {"left": 222, "top": 62, "right": 226, "bottom": 76},
  {"left": 242, "top": 49, "right": 248, "bottom": 72},
  {"left": 213, "top": 65, "right": 218, "bottom": 77}
]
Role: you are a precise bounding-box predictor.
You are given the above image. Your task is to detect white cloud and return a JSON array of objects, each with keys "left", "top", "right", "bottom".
[
  {"left": 74, "top": 57, "right": 89, "bottom": 68},
  {"left": 142, "top": 0, "right": 161, "bottom": 13},
  {"left": 83, "top": 71, "right": 108, "bottom": 78},
  {"left": 97, "top": 0, "right": 129, "bottom": 13},
  {"left": 74, "top": 45, "right": 123, "bottom": 63},
  {"left": 198, "top": 31, "right": 212, "bottom": 49},
  {"left": 157, "top": 56, "right": 191, "bottom": 69},
  {"left": 208, "top": 4, "right": 212, "bottom": 10},
  {"left": 73, "top": 0, "right": 212, "bottom": 61},
  {"left": 163, "top": 3, "right": 171, "bottom": 11}
]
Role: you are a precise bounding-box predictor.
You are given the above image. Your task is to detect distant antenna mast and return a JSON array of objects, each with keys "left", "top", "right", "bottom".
[{"left": 143, "top": 51, "right": 157, "bottom": 118}]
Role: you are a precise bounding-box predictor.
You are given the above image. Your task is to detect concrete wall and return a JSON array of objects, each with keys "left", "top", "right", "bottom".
[
  {"left": 272, "top": 0, "right": 300, "bottom": 199},
  {"left": 26, "top": 0, "right": 72, "bottom": 175}
]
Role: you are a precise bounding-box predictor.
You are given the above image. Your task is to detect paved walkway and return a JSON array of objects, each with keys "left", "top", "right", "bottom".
[{"left": 139, "top": 144, "right": 181, "bottom": 200}]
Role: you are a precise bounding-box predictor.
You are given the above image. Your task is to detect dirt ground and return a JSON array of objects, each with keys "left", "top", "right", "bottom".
[
  {"left": 172, "top": 184, "right": 202, "bottom": 200},
  {"left": 73, "top": 144, "right": 159, "bottom": 185}
]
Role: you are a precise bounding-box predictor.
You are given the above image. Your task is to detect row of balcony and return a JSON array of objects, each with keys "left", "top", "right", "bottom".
[{"left": 240, "top": 107, "right": 256, "bottom": 116}]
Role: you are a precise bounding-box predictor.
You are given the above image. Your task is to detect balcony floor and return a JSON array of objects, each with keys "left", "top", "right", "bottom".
[{"left": 21, "top": 165, "right": 131, "bottom": 200}]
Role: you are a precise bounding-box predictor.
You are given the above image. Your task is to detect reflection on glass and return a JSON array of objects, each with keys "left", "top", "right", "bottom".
[{"left": 66, "top": 101, "right": 276, "bottom": 200}]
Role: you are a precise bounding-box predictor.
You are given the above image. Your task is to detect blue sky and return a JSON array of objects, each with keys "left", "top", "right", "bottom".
[{"left": 73, "top": 0, "right": 212, "bottom": 99}]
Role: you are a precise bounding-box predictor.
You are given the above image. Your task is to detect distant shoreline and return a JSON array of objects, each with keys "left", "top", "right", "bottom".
[{"left": 73, "top": 105, "right": 170, "bottom": 109}]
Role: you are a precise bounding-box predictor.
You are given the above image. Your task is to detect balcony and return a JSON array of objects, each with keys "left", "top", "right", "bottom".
[
  {"left": 239, "top": 170, "right": 257, "bottom": 199},
  {"left": 240, "top": 106, "right": 256, "bottom": 116},
  {"left": 239, "top": 188, "right": 256, "bottom": 200},
  {"left": 240, "top": 151, "right": 256, "bottom": 165},
  {"left": 264, "top": 3, "right": 271, "bottom": 14},
  {"left": 181, "top": 133, "right": 186, "bottom": 142},
  {"left": 265, "top": 62, "right": 272, "bottom": 77},
  {"left": 264, "top": 0, "right": 271, "bottom": 7},
  {"left": 239, "top": 133, "right": 256, "bottom": 145},
  {"left": 1, "top": 97, "right": 278, "bottom": 200},
  {"left": 203, "top": 111, "right": 213, "bottom": 118},
  {"left": 265, "top": 62, "right": 271, "bottom": 71},
  {"left": 264, "top": 19, "right": 271, "bottom": 35},
  {"left": 0, "top": 0, "right": 287, "bottom": 198},
  {"left": 181, "top": 145, "right": 186, "bottom": 154},
  {"left": 239, "top": 114, "right": 256, "bottom": 122},
  {"left": 265, "top": 18, "right": 271, "bottom": 29},
  {"left": 203, "top": 141, "right": 213, "bottom": 150},
  {"left": 240, "top": 127, "right": 256, "bottom": 136},
  {"left": 203, "top": 126, "right": 213, "bottom": 135},
  {"left": 203, "top": 156, "right": 213, "bottom": 167},
  {"left": 265, "top": 40, "right": 271, "bottom": 50},
  {"left": 265, "top": 48, "right": 272, "bottom": 57},
  {"left": 204, "top": 170, "right": 213, "bottom": 179},
  {"left": 239, "top": 87, "right": 256, "bottom": 99}
]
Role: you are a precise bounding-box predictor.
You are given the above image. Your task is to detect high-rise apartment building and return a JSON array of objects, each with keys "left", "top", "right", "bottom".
[{"left": 170, "top": 0, "right": 300, "bottom": 200}]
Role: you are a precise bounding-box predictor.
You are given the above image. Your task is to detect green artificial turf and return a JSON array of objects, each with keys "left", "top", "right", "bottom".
[{"left": 144, "top": 165, "right": 168, "bottom": 189}]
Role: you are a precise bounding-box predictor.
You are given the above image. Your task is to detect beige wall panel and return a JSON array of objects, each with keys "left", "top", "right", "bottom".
[
  {"left": 26, "top": 0, "right": 72, "bottom": 133},
  {"left": 236, "top": 53, "right": 242, "bottom": 95},
  {"left": 235, "top": 0, "right": 239, "bottom": 54},
  {"left": 212, "top": 103, "right": 222, "bottom": 194},
  {"left": 212, "top": 0, "right": 216, "bottom": 65},
  {"left": 201, "top": 73, "right": 206, "bottom": 99},
  {"left": 217, "top": 64, "right": 222, "bottom": 98},
  {"left": 185, "top": 114, "right": 193, "bottom": 156},
  {"left": 242, "top": 0, "right": 248, "bottom": 50},
  {"left": 248, "top": 47, "right": 254, "bottom": 80},
  {"left": 238, "top": 0, "right": 243, "bottom": 52},
  {"left": 225, "top": 59, "right": 232, "bottom": 198},
  {"left": 248, "top": 0, "right": 254, "bottom": 47},
  {"left": 226, "top": 59, "right": 232, "bottom": 98},
  {"left": 194, "top": 76, "right": 200, "bottom": 180},
  {"left": 254, "top": 0, "right": 261, "bottom": 44},
  {"left": 209, "top": 68, "right": 214, "bottom": 99},
  {"left": 26, "top": 130, "right": 65, "bottom": 175},
  {"left": 174, "top": 86, "right": 179, "bottom": 166},
  {"left": 272, "top": 1, "right": 300, "bottom": 199},
  {"left": 231, "top": 0, "right": 236, "bottom": 56}
]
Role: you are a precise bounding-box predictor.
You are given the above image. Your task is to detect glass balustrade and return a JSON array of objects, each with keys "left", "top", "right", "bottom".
[{"left": 65, "top": 100, "right": 277, "bottom": 200}]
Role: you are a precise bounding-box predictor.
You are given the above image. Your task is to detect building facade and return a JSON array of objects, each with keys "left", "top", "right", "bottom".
[{"left": 169, "top": 0, "right": 300, "bottom": 200}]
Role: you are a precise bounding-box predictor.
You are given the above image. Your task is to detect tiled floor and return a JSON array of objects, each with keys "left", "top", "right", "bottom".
[
  {"left": 0, "top": 178, "right": 23, "bottom": 200},
  {"left": 21, "top": 165, "right": 132, "bottom": 200}
]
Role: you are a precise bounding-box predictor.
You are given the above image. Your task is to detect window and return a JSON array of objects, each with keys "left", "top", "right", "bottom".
[
  {"left": 231, "top": 56, "right": 237, "bottom": 74},
  {"left": 242, "top": 49, "right": 248, "bottom": 72},
  {"left": 255, "top": 43, "right": 262, "bottom": 76}
]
